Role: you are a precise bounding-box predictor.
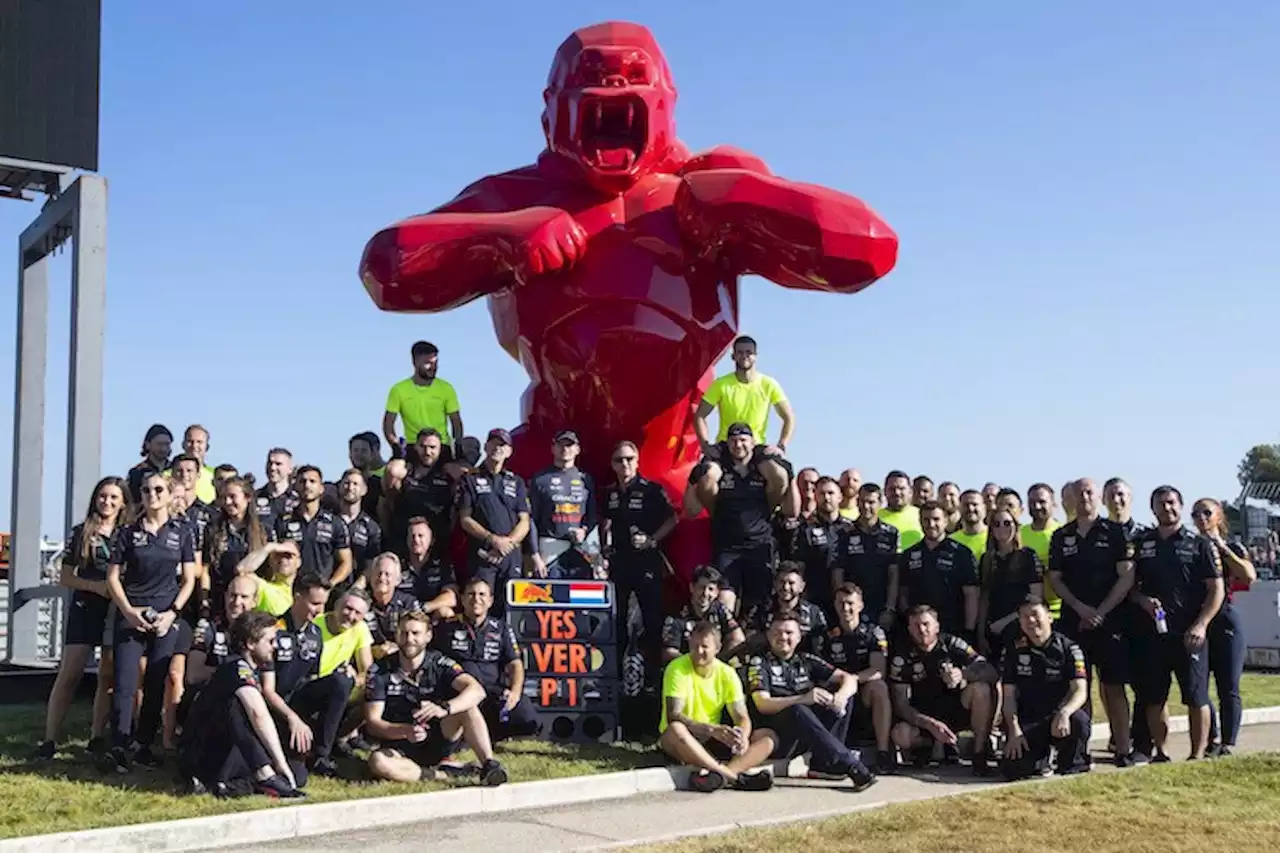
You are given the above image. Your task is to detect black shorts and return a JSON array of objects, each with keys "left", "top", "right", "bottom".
[
  {"left": 65, "top": 592, "right": 110, "bottom": 647},
  {"left": 845, "top": 694, "right": 876, "bottom": 745},
  {"left": 378, "top": 724, "right": 464, "bottom": 767},
  {"left": 1059, "top": 617, "right": 1129, "bottom": 686},
  {"left": 916, "top": 691, "right": 970, "bottom": 733},
  {"left": 1137, "top": 632, "right": 1211, "bottom": 709},
  {"left": 172, "top": 618, "right": 196, "bottom": 657},
  {"left": 713, "top": 544, "right": 774, "bottom": 605}
]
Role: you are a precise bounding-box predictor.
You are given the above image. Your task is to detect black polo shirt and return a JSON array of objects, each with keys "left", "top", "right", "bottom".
[
  {"left": 432, "top": 615, "right": 520, "bottom": 692},
  {"left": 1132, "top": 526, "right": 1222, "bottom": 634},
  {"left": 1000, "top": 630, "right": 1087, "bottom": 721},
  {"left": 888, "top": 633, "right": 983, "bottom": 705},
  {"left": 710, "top": 464, "right": 774, "bottom": 553},
  {"left": 603, "top": 476, "right": 674, "bottom": 557},
  {"left": 745, "top": 650, "right": 837, "bottom": 699},
  {"left": 192, "top": 615, "right": 233, "bottom": 669},
  {"left": 744, "top": 598, "right": 829, "bottom": 655},
  {"left": 365, "top": 651, "right": 468, "bottom": 724},
  {"left": 901, "top": 537, "right": 979, "bottom": 632},
  {"left": 530, "top": 466, "right": 596, "bottom": 541},
  {"left": 985, "top": 546, "right": 1045, "bottom": 624},
  {"left": 458, "top": 468, "right": 530, "bottom": 560},
  {"left": 110, "top": 518, "right": 195, "bottom": 609},
  {"left": 202, "top": 519, "right": 253, "bottom": 605},
  {"left": 792, "top": 514, "right": 848, "bottom": 609},
  {"left": 661, "top": 602, "right": 741, "bottom": 654},
  {"left": 254, "top": 485, "right": 299, "bottom": 531},
  {"left": 343, "top": 511, "right": 383, "bottom": 579},
  {"left": 816, "top": 620, "right": 889, "bottom": 674},
  {"left": 273, "top": 506, "right": 351, "bottom": 583},
  {"left": 263, "top": 609, "right": 323, "bottom": 697},
  {"left": 366, "top": 588, "right": 422, "bottom": 646},
  {"left": 65, "top": 523, "right": 115, "bottom": 583},
  {"left": 402, "top": 556, "right": 457, "bottom": 603},
  {"left": 838, "top": 520, "right": 900, "bottom": 617},
  {"left": 183, "top": 656, "right": 259, "bottom": 743},
  {"left": 390, "top": 464, "right": 455, "bottom": 557},
  {"left": 1048, "top": 517, "right": 1133, "bottom": 629}
]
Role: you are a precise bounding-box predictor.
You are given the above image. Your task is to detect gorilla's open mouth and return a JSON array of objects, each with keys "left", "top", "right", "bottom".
[{"left": 577, "top": 95, "right": 647, "bottom": 171}]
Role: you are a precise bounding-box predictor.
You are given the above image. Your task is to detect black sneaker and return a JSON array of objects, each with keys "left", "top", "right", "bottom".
[
  {"left": 1151, "top": 752, "right": 1172, "bottom": 764},
  {"left": 1114, "top": 753, "right": 1136, "bottom": 768},
  {"left": 310, "top": 757, "right": 341, "bottom": 778},
  {"left": 183, "top": 776, "right": 209, "bottom": 796},
  {"left": 849, "top": 764, "right": 878, "bottom": 793},
  {"left": 34, "top": 741, "right": 56, "bottom": 761},
  {"left": 688, "top": 769, "right": 726, "bottom": 793},
  {"left": 134, "top": 746, "right": 164, "bottom": 769},
  {"left": 1219, "top": 746, "right": 1234, "bottom": 757},
  {"left": 911, "top": 746, "right": 931, "bottom": 768},
  {"left": 257, "top": 775, "right": 305, "bottom": 799},
  {"left": 732, "top": 770, "right": 773, "bottom": 792},
  {"left": 478, "top": 759, "right": 508, "bottom": 787},
  {"left": 86, "top": 736, "right": 108, "bottom": 756},
  {"left": 876, "top": 750, "right": 897, "bottom": 775},
  {"left": 1205, "top": 741, "right": 1221, "bottom": 758},
  {"left": 971, "top": 752, "right": 993, "bottom": 777},
  {"left": 100, "top": 746, "right": 131, "bottom": 775}
]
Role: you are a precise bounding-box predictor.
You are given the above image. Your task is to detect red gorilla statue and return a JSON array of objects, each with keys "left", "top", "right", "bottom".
[{"left": 360, "top": 21, "right": 897, "bottom": 581}]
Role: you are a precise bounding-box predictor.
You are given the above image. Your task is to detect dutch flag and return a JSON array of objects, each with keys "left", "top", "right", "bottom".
[{"left": 568, "top": 582, "right": 608, "bottom": 605}]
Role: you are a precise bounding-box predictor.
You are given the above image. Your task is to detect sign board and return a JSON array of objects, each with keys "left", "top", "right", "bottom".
[{"left": 506, "top": 579, "right": 612, "bottom": 609}]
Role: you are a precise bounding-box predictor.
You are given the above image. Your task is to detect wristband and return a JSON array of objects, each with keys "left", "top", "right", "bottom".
[{"left": 442, "top": 700, "right": 452, "bottom": 716}]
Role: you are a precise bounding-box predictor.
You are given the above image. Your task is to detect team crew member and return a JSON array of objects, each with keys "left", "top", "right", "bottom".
[
  {"left": 837, "top": 468, "right": 862, "bottom": 519},
  {"left": 693, "top": 335, "right": 795, "bottom": 454},
  {"left": 38, "top": 476, "right": 126, "bottom": 759},
  {"left": 1000, "top": 600, "right": 1091, "bottom": 779},
  {"left": 316, "top": 588, "right": 375, "bottom": 689},
  {"left": 380, "top": 428, "right": 458, "bottom": 560},
  {"left": 348, "top": 432, "right": 388, "bottom": 517},
  {"left": 899, "top": 502, "right": 980, "bottom": 638},
  {"left": 879, "top": 471, "right": 922, "bottom": 551},
  {"left": 1062, "top": 480, "right": 1080, "bottom": 522},
  {"left": 127, "top": 424, "right": 173, "bottom": 505},
  {"left": 1105, "top": 477, "right": 1157, "bottom": 758},
  {"left": 791, "top": 476, "right": 848, "bottom": 614},
  {"left": 949, "top": 490, "right": 989, "bottom": 563},
  {"left": 937, "top": 482, "right": 962, "bottom": 532},
  {"left": 383, "top": 340, "right": 464, "bottom": 456},
  {"left": 976, "top": 509, "right": 1044, "bottom": 656},
  {"left": 177, "top": 425, "right": 217, "bottom": 505},
  {"left": 1047, "top": 478, "right": 1136, "bottom": 764},
  {"left": 739, "top": 563, "right": 829, "bottom": 656},
  {"left": 659, "top": 622, "right": 775, "bottom": 792},
  {"left": 255, "top": 448, "right": 299, "bottom": 530},
  {"left": 433, "top": 577, "right": 539, "bottom": 741},
  {"left": 889, "top": 605, "right": 998, "bottom": 775},
  {"left": 103, "top": 472, "right": 198, "bottom": 773},
  {"left": 397, "top": 518, "right": 458, "bottom": 617},
  {"left": 1022, "top": 484, "right": 1062, "bottom": 618},
  {"left": 815, "top": 584, "right": 895, "bottom": 773},
  {"left": 171, "top": 455, "right": 216, "bottom": 552},
  {"left": 836, "top": 483, "right": 899, "bottom": 629},
  {"left": 1192, "top": 498, "right": 1255, "bottom": 756},
  {"left": 273, "top": 466, "right": 353, "bottom": 588},
  {"left": 185, "top": 575, "right": 258, "bottom": 691},
  {"left": 661, "top": 567, "right": 745, "bottom": 662},
  {"left": 334, "top": 468, "right": 383, "bottom": 588},
  {"left": 912, "top": 476, "right": 935, "bottom": 507},
  {"left": 528, "top": 430, "right": 597, "bottom": 579},
  {"left": 178, "top": 611, "right": 305, "bottom": 798},
  {"left": 260, "top": 576, "right": 339, "bottom": 776},
  {"left": 203, "top": 477, "right": 266, "bottom": 613},
  {"left": 686, "top": 423, "right": 797, "bottom": 614},
  {"left": 602, "top": 441, "right": 678, "bottom": 677},
  {"left": 365, "top": 553, "right": 424, "bottom": 659},
  {"left": 775, "top": 466, "right": 819, "bottom": 561},
  {"left": 458, "top": 429, "right": 531, "bottom": 611},
  {"left": 240, "top": 540, "right": 302, "bottom": 616},
  {"left": 746, "top": 613, "right": 877, "bottom": 790},
  {"left": 364, "top": 611, "right": 508, "bottom": 786},
  {"left": 1130, "top": 486, "right": 1224, "bottom": 760}
]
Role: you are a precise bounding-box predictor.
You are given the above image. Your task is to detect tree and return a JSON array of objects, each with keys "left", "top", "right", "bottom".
[{"left": 1238, "top": 444, "right": 1280, "bottom": 487}]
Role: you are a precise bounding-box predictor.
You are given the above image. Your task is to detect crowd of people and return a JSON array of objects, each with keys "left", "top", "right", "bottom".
[{"left": 32, "top": 336, "right": 1262, "bottom": 800}]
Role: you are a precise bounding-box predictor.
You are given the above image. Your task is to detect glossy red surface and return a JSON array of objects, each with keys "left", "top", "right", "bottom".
[{"left": 360, "top": 20, "right": 899, "bottom": 585}]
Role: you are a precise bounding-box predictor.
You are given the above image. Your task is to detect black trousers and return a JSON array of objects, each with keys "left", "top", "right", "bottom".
[
  {"left": 287, "top": 672, "right": 354, "bottom": 760},
  {"left": 612, "top": 552, "right": 665, "bottom": 682},
  {"left": 480, "top": 692, "right": 541, "bottom": 740},
  {"left": 1000, "top": 709, "right": 1091, "bottom": 780},
  {"left": 762, "top": 695, "right": 866, "bottom": 774},
  {"left": 181, "top": 699, "right": 307, "bottom": 793},
  {"left": 111, "top": 620, "right": 182, "bottom": 749}
]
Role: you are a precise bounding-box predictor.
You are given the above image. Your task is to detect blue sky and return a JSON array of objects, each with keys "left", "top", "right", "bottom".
[{"left": 2, "top": 1, "right": 1277, "bottom": 535}]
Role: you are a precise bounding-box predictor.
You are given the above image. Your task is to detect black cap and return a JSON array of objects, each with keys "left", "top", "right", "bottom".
[
  {"left": 487, "top": 428, "right": 513, "bottom": 445},
  {"left": 726, "top": 422, "right": 754, "bottom": 439},
  {"left": 554, "top": 429, "right": 580, "bottom": 445},
  {"left": 145, "top": 424, "right": 173, "bottom": 443}
]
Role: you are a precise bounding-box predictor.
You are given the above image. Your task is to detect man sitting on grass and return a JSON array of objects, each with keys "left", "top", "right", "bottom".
[{"left": 659, "top": 621, "right": 775, "bottom": 792}]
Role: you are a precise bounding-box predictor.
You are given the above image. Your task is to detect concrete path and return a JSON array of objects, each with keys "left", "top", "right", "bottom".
[{"left": 250, "top": 724, "right": 1280, "bottom": 852}]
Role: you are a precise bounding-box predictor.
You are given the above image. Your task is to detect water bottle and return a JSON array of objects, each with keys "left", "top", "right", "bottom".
[
  {"left": 1154, "top": 606, "right": 1168, "bottom": 635},
  {"left": 143, "top": 607, "right": 159, "bottom": 624}
]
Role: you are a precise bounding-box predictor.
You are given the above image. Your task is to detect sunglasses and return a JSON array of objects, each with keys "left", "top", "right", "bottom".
[
  {"left": 612, "top": 455, "right": 637, "bottom": 464},
  {"left": 145, "top": 485, "right": 168, "bottom": 496},
  {"left": 993, "top": 519, "right": 1015, "bottom": 529},
  {"left": 1191, "top": 508, "right": 1214, "bottom": 518}
]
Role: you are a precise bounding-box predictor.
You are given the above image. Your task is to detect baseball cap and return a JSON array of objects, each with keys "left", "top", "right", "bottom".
[
  {"left": 487, "top": 428, "right": 513, "bottom": 446},
  {"left": 554, "top": 429, "right": 580, "bottom": 445},
  {"left": 726, "top": 422, "right": 754, "bottom": 439}
]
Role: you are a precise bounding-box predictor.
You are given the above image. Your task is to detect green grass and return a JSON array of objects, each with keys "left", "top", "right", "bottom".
[
  {"left": 1088, "top": 671, "right": 1280, "bottom": 723},
  {"left": 0, "top": 703, "right": 661, "bottom": 840},
  {"left": 635, "top": 753, "right": 1280, "bottom": 853}
]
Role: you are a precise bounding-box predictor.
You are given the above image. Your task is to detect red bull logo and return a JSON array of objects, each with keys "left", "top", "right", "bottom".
[{"left": 511, "top": 581, "right": 556, "bottom": 605}]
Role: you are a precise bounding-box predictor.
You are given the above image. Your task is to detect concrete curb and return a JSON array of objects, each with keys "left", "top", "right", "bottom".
[{"left": 6, "top": 706, "right": 1280, "bottom": 852}]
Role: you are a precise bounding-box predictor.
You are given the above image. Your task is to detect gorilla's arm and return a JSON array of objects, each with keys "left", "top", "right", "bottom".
[{"left": 675, "top": 146, "right": 898, "bottom": 294}]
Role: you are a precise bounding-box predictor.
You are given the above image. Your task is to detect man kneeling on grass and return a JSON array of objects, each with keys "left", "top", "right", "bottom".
[
  {"left": 659, "top": 621, "right": 775, "bottom": 793},
  {"left": 363, "top": 610, "right": 508, "bottom": 786}
]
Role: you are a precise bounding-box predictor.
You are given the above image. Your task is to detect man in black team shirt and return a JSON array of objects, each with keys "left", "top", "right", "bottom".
[
  {"left": 791, "top": 476, "right": 848, "bottom": 616},
  {"left": 184, "top": 575, "right": 257, "bottom": 696},
  {"left": 458, "top": 430, "right": 531, "bottom": 614},
  {"left": 1047, "top": 477, "right": 1136, "bottom": 766},
  {"left": 900, "top": 502, "right": 979, "bottom": 639},
  {"left": 381, "top": 428, "right": 459, "bottom": 562},
  {"left": 335, "top": 469, "right": 382, "bottom": 590},
  {"left": 364, "top": 610, "right": 508, "bottom": 786},
  {"left": 816, "top": 584, "right": 895, "bottom": 773},
  {"left": 745, "top": 612, "right": 878, "bottom": 790},
  {"left": 348, "top": 432, "right": 388, "bottom": 517},
  {"left": 738, "top": 562, "right": 828, "bottom": 657},
  {"left": 128, "top": 424, "right": 173, "bottom": 505},
  {"left": 364, "top": 553, "right": 424, "bottom": 663},
  {"left": 178, "top": 611, "right": 305, "bottom": 799},
  {"left": 274, "top": 466, "right": 353, "bottom": 590},
  {"left": 889, "top": 605, "right": 997, "bottom": 775},
  {"left": 661, "top": 566, "right": 746, "bottom": 663},
  {"left": 255, "top": 448, "right": 299, "bottom": 530},
  {"left": 685, "top": 423, "right": 798, "bottom": 615},
  {"left": 1000, "top": 600, "right": 1091, "bottom": 780},
  {"left": 775, "top": 467, "right": 819, "bottom": 561},
  {"left": 398, "top": 519, "right": 458, "bottom": 619},
  {"left": 433, "top": 577, "right": 540, "bottom": 741},
  {"left": 601, "top": 440, "right": 679, "bottom": 682},
  {"left": 529, "top": 430, "right": 597, "bottom": 579},
  {"left": 837, "top": 484, "right": 900, "bottom": 631}
]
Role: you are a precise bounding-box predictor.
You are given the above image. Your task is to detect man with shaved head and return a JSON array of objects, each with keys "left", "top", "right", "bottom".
[
  {"left": 1047, "top": 478, "right": 1138, "bottom": 766},
  {"left": 837, "top": 469, "right": 862, "bottom": 520}
]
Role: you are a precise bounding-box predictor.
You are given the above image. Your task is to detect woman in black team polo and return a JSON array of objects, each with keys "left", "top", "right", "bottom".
[
  {"left": 203, "top": 477, "right": 267, "bottom": 611},
  {"left": 976, "top": 508, "right": 1045, "bottom": 657},
  {"left": 103, "top": 472, "right": 197, "bottom": 773},
  {"left": 36, "top": 476, "right": 128, "bottom": 759}
]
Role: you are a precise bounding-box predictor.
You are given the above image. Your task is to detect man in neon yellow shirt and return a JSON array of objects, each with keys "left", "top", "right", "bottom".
[
  {"left": 659, "top": 621, "right": 775, "bottom": 792},
  {"left": 694, "top": 336, "right": 795, "bottom": 454},
  {"left": 879, "top": 470, "right": 922, "bottom": 552},
  {"left": 383, "top": 341, "right": 464, "bottom": 456},
  {"left": 1021, "top": 483, "right": 1062, "bottom": 618},
  {"left": 949, "top": 490, "right": 989, "bottom": 563},
  {"left": 316, "top": 589, "right": 375, "bottom": 683}
]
